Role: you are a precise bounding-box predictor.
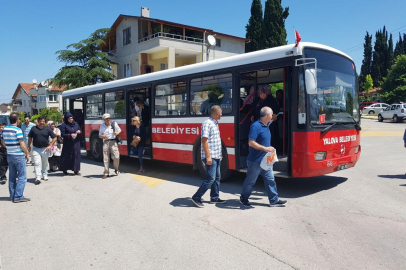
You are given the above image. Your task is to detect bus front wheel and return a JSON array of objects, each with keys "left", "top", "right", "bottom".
[
  {"left": 196, "top": 143, "right": 232, "bottom": 182},
  {"left": 90, "top": 135, "right": 103, "bottom": 162}
]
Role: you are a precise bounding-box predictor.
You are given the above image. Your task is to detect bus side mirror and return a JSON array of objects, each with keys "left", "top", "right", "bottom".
[{"left": 305, "top": 69, "right": 317, "bottom": 95}]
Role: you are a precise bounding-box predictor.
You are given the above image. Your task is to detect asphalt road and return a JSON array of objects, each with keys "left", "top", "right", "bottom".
[{"left": 0, "top": 118, "right": 405, "bottom": 270}]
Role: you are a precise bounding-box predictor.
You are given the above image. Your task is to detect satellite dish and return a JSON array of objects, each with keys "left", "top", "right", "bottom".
[
  {"left": 32, "top": 79, "right": 37, "bottom": 84},
  {"left": 207, "top": 35, "right": 216, "bottom": 46},
  {"left": 41, "top": 80, "right": 47, "bottom": 86}
]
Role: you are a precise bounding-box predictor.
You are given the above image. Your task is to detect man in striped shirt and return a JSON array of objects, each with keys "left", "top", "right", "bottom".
[{"left": 1, "top": 112, "right": 30, "bottom": 203}]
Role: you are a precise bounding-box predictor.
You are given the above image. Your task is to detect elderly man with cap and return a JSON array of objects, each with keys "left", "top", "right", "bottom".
[{"left": 99, "top": 113, "right": 121, "bottom": 179}]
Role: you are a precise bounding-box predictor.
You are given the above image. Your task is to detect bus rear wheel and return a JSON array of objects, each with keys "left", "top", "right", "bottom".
[
  {"left": 196, "top": 142, "right": 232, "bottom": 182},
  {"left": 90, "top": 135, "right": 103, "bottom": 162}
]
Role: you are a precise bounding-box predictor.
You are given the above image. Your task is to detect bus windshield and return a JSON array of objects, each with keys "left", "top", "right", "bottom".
[{"left": 303, "top": 49, "right": 360, "bottom": 125}]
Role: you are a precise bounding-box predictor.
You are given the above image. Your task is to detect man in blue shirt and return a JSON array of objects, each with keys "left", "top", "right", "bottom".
[
  {"left": 2, "top": 112, "right": 30, "bottom": 203},
  {"left": 240, "top": 106, "right": 287, "bottom": 207},
  {"left": 21, "top": 116, "right": 35, "bottom": 164}
]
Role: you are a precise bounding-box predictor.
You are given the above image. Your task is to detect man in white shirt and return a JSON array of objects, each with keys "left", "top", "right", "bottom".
[{"left": 99, "top": 114, "right": 121, "bottom": 179}]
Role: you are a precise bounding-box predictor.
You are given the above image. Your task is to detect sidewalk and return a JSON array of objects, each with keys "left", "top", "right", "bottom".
[{"left": 361, "top": 115, "right": 377, "bottom": 120}]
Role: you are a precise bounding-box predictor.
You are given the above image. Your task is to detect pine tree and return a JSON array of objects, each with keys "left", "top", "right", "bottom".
[
  {"left": 359, "top": 32, "right": 373, "bottom": 88},
  {"left": 403, "top": 33, "right": 406, "bottom": 55},
  {"left": 386, "top": 33, "right": 394, "bottom": 72},
  {"left": 245, "top": 0, "right": 264, "bottom": 53},
  {"left": 262, "top": 0, "right": 289, "bottom": 49},
  {"left": 394, "top": 33, "right": 404, "bottom": 58},
  {"left": 53, "top": 28, "right": 114, "bottom": 89},
  {"left": 371, "top": 26, "right": 389, "bottom": 86}
]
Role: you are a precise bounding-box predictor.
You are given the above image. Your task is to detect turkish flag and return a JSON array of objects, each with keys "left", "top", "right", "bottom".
[{"left": 295, "top": 30, "right": 301, "bottom": 47}]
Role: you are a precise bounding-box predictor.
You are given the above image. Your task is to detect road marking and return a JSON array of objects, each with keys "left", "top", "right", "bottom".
[
  {"left": 361, "top": 131, "right": 404, "bottom": 137},
  {"left": 129, "top": 174, "right": 166, "bottom": 188}
]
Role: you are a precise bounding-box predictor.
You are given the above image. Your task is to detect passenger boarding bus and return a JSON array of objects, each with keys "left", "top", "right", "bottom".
[{"left": 62, "top": 42, "right": 361, "bottom": 180}]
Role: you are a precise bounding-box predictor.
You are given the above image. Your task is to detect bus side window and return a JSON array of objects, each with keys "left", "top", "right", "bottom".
[
  {"left": 190, "top": 73, "right": 233, "bottom": 115},
  {"left": 298, "top": 72, "right": 306, "bottom": 124},
  {"left": 155, "top": 81, "right": 187, "bottom": 117}
]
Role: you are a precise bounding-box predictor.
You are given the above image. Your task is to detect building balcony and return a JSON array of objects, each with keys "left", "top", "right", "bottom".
[{"left": 139, "top": 32, "right": 204, "bottom": 44}]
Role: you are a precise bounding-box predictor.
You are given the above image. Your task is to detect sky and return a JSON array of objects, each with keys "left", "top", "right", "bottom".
[{"left": 1, "top": 0, "right": 406, "bottom": 104}]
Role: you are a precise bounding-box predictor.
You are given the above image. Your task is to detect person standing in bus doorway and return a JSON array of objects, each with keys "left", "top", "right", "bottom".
[
  {"left": 191, "top": 105, "right": 226, "bottom": 208},
  {"left": 2, "top": 112, "right": 30, "bottom": 203},
  {"left": 27, "top": 116, "right": 57, "bottom": 185},
  {"left": 99, "top": 114, "right": 121, "bottom": 179},
  {"left": 21, "top": 116, "right": 35, "bottom": 165},
  {"left": 240, "top": 107, "right": 287, "bottom": 208},
  {"left": 60, "top": 112, "right": 82, "bottom": 175},
  {"left": 0, "top": 123, "right": 8, "bottom": 185}
]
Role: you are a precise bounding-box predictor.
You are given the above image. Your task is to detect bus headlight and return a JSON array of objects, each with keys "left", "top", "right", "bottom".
[
  {"left": 355, "top": 145, "right": 360, "bottom": 154},
  {"left": 315, "top": 152, "right": 327, "bottom": 161}
]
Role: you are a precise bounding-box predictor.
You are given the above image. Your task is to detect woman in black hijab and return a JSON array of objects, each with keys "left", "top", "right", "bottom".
[{"left": 60, "top": 112, "right": 82, "bottom": 175}]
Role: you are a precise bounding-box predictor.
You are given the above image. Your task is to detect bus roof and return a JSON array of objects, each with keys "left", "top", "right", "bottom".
[{"left": 62, "top": 42, "right": 353, "bottom": 98}]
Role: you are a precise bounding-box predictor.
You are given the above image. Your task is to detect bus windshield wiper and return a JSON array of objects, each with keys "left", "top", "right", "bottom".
[
  {"left": 349, "top": 116, "right": 362, "bottom": 130},
  {"left": 321, "top": 121, "right": 337, "bottom": 134}
]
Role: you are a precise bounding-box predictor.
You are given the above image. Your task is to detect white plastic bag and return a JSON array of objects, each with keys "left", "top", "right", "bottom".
[{"left": 260, "top": 150, "right": 278, "bottom": 171}]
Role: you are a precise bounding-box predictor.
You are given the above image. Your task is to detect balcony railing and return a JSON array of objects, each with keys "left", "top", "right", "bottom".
[{"left": 139, "top": 32, "right": 204, "bottom": 44}]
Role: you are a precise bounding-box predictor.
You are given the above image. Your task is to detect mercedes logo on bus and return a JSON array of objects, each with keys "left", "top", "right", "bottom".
[{"left": 340, "top": 144, "right": 345, "bottom": 155}]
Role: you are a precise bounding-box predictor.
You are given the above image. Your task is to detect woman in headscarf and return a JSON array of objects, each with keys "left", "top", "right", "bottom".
[
  {"left": 60, "top": 112, "right": 82, "bottom": 175},
  {"left": 47, "top": 120, "right": 62, "bottom": 172}
]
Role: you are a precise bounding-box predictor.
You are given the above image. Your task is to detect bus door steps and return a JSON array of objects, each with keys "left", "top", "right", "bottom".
[
  {"left": 238, "top": 168, "right": 289, "bottom": 178},
  {"left": 129, "top": 154, "right": 152, "bottom": 160}
]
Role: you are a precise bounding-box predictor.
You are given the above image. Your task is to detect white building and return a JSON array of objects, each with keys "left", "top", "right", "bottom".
[
  {"left": 30, "top": 82, "right": 66, "bottom": 115},
  {"left": 11, "top": 83, "right": 34, "bottom": 115},
  {"left": 100, "top": 11, "right": 248, "bottom": 79},
  {"left": 12, "top": 82, "right": 66, "bottom": 116}
]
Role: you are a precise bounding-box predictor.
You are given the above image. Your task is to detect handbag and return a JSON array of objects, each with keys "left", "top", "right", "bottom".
[
  {"left": 131, "top": 136, "right": 140, "bottom": 148},
  {"left": 111, "top": 121, "right": 122, "bottom": 144},
  {"left": 57, "top": 135, "right": 63, "bottom": 144}
]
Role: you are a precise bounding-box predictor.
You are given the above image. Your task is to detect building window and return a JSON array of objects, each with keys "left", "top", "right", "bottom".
[
  {"left": 160, "top": 63, "right": 167, "bottom": 71},
  {"left": 123, "top": 27, "right": 131, "bottom": 46},
  {"left": 105, "top": 91, "right": 125, "bottom": 118},
  {"left": 216, "top": 38, "right": 221, "bottom": 47},
  {"left": 190, "top": 73, "right": 233, "bottom": 115},
  {"left": 124, "top": 63, "right": 132, "bottom": 78},
  {"left": 155, "top": 81, "right": 187, "bottom": 116},
  {"left": 49, "top": 94, "right": 58, "bottom": 102},
  {"left": 38, "top": 95, "right": 46, "bottom": 103},
  {"left": 86, "top": 94, "right": 103, "bottom": 118}
]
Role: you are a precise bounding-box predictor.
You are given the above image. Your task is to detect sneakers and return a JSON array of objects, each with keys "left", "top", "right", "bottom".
[
  {"left": 35, "top": 179, "right": 41, "bottom": 185},
  {"left": 102, "top": 175, "right": 108, "bottom": 179},
  {"left": 270, "top": 199, "right": 287, "bottom": 207},
  {"left": 239, "top": 198, "right": 252, "bottom": 207},
  {"left": 0, "top": 178, "right": 7, "bottom": 185},
  {"left": 210, "top": 198, "right": 226, "bottom": 204},
  {"left": 42, "top": 176, "right": 49, "bottom": 181},
  {"left": 13, "top": 197, "right": 31, "bottom": 203},
  {"left": 114, "top": 170, "right": 119, "bottom": 175},
  {"left": 191, "top": 197, "right": 204, "bottom": 208}
]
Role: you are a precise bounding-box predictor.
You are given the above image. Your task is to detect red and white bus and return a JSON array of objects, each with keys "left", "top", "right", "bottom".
[{"left": 62, "top": 42, "right": 361, "bottom": 180}]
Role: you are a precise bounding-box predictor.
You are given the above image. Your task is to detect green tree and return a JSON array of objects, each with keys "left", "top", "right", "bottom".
[
  {"left": 53, "top": 28, "right": 114, "bottom": 90},
  {"left": 394, "top": 32, "right": 404, "bottom": 58},
  {"left": 371, "top": 27, "right": 388, "bottom": 86},
  {"left": 262, "top": 0, "right": 289, "bottom": 49},
  {"left": 386, "top": 33, "right": 394, "bottom": 73},
  {"left": 359, "top": 32, "right": 373, "bottom": 88},
  {"left": 382, "top": 55, "right": 406, "bottom": 103},
  {"left": 245, "top": 0, "right": 263, "bottom": 53},
  {"left": 38, "top": 108, "right": 63, "bottom": 124},
  {"left": 363, "top": 74, "right": 373, "bottom": 93}
]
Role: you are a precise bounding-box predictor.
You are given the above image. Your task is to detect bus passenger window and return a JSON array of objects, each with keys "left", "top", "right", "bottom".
[
  {"left": 155, "top": 81, "right": 187, "bottom": 116},
  {"left": 190, "top": 73, "right": 233, "bottom": 115}
]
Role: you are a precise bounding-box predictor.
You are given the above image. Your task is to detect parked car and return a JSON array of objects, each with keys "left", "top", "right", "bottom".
[
  {"left": 0, "top": 114, "right": 10, "bottom": 125},
  {"left": 362, "top": 103, "right": 389, "bottom": 115},
  {"left": 378, "top": 104, "right": 406, "bottom": 122},
  {"left": 360, "top": 102, "right": 376, "bottom": 110}
]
